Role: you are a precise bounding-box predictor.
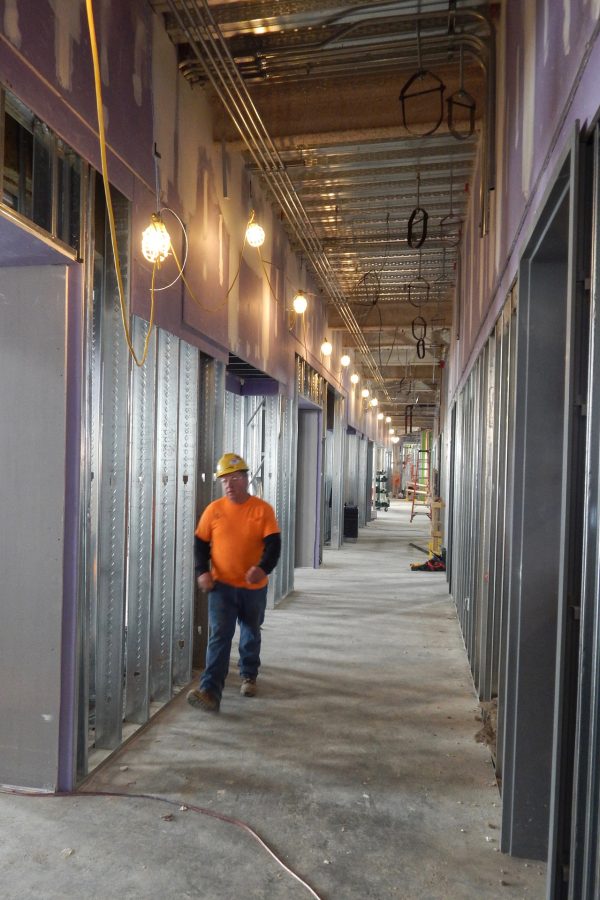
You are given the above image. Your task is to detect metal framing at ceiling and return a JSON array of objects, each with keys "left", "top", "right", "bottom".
[{"left": 152, "top": 0, "right": 494, "bottom": 431}]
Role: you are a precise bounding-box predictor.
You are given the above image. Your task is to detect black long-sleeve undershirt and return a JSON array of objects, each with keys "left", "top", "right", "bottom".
[{"left": 194, "top": 532, "right": 281, "bottom": 579}]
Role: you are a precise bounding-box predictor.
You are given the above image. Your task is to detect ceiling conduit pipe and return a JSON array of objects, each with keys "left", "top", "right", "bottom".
[
  {"left": 165, "top": 0, "right": 390, "bottom": 395},
  {"left": 225, "top": 3, "right": 497, "bottom": 235}
]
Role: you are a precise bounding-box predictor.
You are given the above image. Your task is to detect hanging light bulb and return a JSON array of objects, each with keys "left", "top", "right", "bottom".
[
  {"left": 340, "top": 354, "right": 351, "bottom": 367},
  {"left": 321, "top": 339, "right": 333, "bottom": 356},
  {"left": 391, "top": 436, "right": 400, "bottom": 444},
  {"left": 370, "top": 397, "right": 379, "bottom": 407},
  {"left": 377, "top": 412, "right": 384, "bottom": 420},
  {"left": 389, "top": 427, "right": 395, "bottom": 434},
  {"left": 361, "top": 388, "right": 370, "bottom": 399},
  {"left": 246, "top": 220, "right": 265, "bottom": 248},
  {"left": 292, "top": 290, "right": 308, "bottom": 314},
  {"left": 142, "top": 213, "right": 171, "bottom": 264},
  {"left": 385, "top": 416, "right": 392, "bottom": 423},
  {"left": 350, "top": 373, "right": 360, "bottom": 384}
]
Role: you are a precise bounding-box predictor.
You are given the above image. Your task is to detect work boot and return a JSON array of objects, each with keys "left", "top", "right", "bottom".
[
  {"left": 240, "top": 677, "right": 257, "bottom": 697},
  {"left": 187, "top": 688, "right": 220, "bottom": 712}
]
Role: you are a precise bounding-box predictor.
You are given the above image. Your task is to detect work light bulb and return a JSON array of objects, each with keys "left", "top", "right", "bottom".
[
  {"left": 321, "top": 339, "right": 333, "bottom": 356},
  {"left": 361, "top": 388, "right": 370, "bottom": 399},
  {"left": 292, "top": 291, "right": 308, "bottom": 314},
  {"left": 142, "top": 214, "right": 171, "bottom": 264},
  {"left": 350, "top": 373, "right": 360, "bottom": 384},
  {"left": 340, "top": 354, "right": 351, "bottom": 367},
  {"left": 246, "top": 221, "right": 265, "bottom": 248},
  {"left": 370, "top": 397, "right": 379, "bottom": 407},
  {"left": 385, "top": 416, "right": 392, "bottom": 423},
  {"left": 377, "top": 412, "right": 384, "bottom": 420}
]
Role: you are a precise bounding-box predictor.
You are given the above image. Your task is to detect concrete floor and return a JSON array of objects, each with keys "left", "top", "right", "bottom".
[{"left": 0, "top": 501, "right": 546, "bottom": 899}]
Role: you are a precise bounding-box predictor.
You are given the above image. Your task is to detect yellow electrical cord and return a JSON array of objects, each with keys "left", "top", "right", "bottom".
[
  {"left": 88, "top": 0, "right": 284, "bottom": 344},
  {"left": 86, "top": 0, "right": 156, "bottom": 367}
]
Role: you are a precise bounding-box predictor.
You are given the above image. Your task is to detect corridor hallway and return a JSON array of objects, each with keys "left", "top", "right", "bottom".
[{"left": 1, "top": 502, "right": 544, "bottom": 899}]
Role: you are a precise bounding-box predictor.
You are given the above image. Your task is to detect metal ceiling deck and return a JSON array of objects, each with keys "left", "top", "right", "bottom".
[{"left": 152, "top": 0, "right": 494, "bottom": 428}]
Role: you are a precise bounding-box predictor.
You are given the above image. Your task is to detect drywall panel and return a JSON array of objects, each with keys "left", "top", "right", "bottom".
[{"left": 0, "top": 265, "right": 67, "bottom": 789}]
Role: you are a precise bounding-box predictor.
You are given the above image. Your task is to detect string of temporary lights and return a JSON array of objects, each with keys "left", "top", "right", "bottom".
[
  {"left": 140, "top": 206, "right": 313, "bottom": 333},
  {"left": 142, "top": 211, "right": 396, "bottom": 438},
  {"left": 86, "top": 0, "right": 397, "bottom": 447}
]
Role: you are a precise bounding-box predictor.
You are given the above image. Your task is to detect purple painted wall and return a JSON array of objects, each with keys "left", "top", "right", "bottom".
[
  {"left": 0, "top": 0, "right": 341, "bottom": 404},
  {"left": 451, "top": 0, "right": 600, "bottom": 396}
]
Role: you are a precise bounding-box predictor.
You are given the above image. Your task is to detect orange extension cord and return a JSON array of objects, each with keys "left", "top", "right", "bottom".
[{"left": 1, "top": 786, "right": 325, "bottom": 899}]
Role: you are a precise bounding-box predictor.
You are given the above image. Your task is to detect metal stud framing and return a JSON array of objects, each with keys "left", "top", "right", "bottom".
[
  {"left": 125, "top": 317, "right": 157, "bottom": 724},
  {"left": 345, "top": 432, "right": 360, "bottom": 509},
  {"left": 172, "top": 339, "right": 199, "bottom": 686},
  {"left": 568, "top": 122, "right": 600, "bottom": 900},
  {"left": 81, "top": 291, "right": 202, "bottom": 767},
  {"left": 448, "top": 291, "right": 516, "bottom": 714},
  {"left": 150, "top": 330, "right": 180, "bottom": 703},
  {"left": 93, "top": 219, "right": 130, "bottom": 751},
  {"left": 329, "top": 394, "right": 346, "bottom": 548}
]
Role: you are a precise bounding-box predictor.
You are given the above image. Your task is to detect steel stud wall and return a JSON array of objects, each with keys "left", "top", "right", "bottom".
[
  {"left": 568, "top": 123, "right": 600, "bottom": 900},
  {"left": 329, "top": 394, "right": 346, "bottom": 548},
  {"left": 125, "top": 317, "right": 156, "bottom": 725},
  {"left": 172, "top": 341, "right": 199, "bottom": 686},
  {"left": 80, "top": 273, "right": 201, "bottom": 772},
  {"left": 448, "top": 291, "right": 516, "bottom": 713},
  {"left": 150, "top": 330, "right": 180, "bottom": 704},
  {"left": 91, "top": 203, "right": 130, "bottom": 751}
]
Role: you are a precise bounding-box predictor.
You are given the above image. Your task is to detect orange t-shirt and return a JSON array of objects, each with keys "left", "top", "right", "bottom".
[{"left": 195, "top": 495, "right": 280, "bottom": 589}]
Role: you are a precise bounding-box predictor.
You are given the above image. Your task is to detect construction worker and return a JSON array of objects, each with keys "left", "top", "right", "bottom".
[{"left": 187, "top": 453, "right": 281, "bottom": 713}]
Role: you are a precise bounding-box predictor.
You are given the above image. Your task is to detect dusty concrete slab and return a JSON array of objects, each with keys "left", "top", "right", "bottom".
[{"left": 0, "top": 502, "right": 545, "bottom": 899}]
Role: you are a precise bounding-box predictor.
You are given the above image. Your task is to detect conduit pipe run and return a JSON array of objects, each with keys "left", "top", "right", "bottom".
[{"left": 165, "top": 0, "right": 391, "bottom": 394}]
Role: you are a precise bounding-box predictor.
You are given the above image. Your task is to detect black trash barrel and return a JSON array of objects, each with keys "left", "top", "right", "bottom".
[{"left": 343, "top": 505, "right": 359, "bottom": 539}]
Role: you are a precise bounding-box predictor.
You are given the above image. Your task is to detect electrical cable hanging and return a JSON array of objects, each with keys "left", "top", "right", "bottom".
[
  {"left": 86, "top": 0, "right": 157, "bottom": 368},
  {"left": 165, "top": 0, "right": 390, "bottom": 397},
  {"left": 407, "top": 248, "right": 430, "bottom": 309},
  {"left": 407, "top": 171, "right": 428, "bottom": 249},
  {"left": 398, "top": 17, "right": 445, "bottom": 137},
  {"left": 440, "top": 155, "right": 462, "bottom": 247},
  {"left": 412, "top": 315, "right": 427, "bottom": 360},
  {"left": 447, "top": 44, "right": 476, "bottom": 140}
]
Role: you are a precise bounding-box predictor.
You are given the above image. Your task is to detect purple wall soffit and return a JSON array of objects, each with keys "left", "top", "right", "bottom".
[
  {"left": 226, "top": 372, "right": 243, "bottom": 395},
  {"left": 299, "top": 395, "right": 322, "bottom": 410},
  {"left": 58, "top": 264, "right": 83, "bottom": 792},
  {"left": 0, "top": 213, "right": 77, "bottom": 266},
  {"left": 241, "top": 377, "right": 280, "bottom": 395},
  {"left": 452, "top": 5, "right": 600, "bottom": 401},
  {"left": 226, "top": 372, "right": 282, "bottom": 396},
  {"left": 0, "top": 1, "right": 154, "bottom": 195}
]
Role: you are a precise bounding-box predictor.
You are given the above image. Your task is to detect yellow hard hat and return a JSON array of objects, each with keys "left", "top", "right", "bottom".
[{"left": 216, "top": 452, "right": 249, "bottom": 478}]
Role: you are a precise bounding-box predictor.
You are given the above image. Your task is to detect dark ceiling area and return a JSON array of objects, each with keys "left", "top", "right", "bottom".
[{"left": 152, "top": 0, "right": 495, "bottom": 429}]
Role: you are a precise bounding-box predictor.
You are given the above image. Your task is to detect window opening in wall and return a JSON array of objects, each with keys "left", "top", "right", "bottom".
[{"left": 1, "top": 87, "right": 82, "bottom": 254}]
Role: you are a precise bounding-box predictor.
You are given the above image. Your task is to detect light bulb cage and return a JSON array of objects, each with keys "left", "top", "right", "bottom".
[
  {"left": 142, "top": 213, "right": 172, "bottom": 264},
  {"left": 292, "top": 291, "right": 308, "bottom": 314},
  {"left": 246, "top": 221, "right": 266, "bottom": 248}
]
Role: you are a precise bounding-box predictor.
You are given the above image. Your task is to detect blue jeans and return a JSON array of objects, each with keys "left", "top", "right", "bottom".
[{"left": 200, "top": 581, "right": 268, "bottom": 700}]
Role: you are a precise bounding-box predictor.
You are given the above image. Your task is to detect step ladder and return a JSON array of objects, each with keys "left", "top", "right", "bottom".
[{"left": 407, "top": 449, "right": 431, "bottom": 522}]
